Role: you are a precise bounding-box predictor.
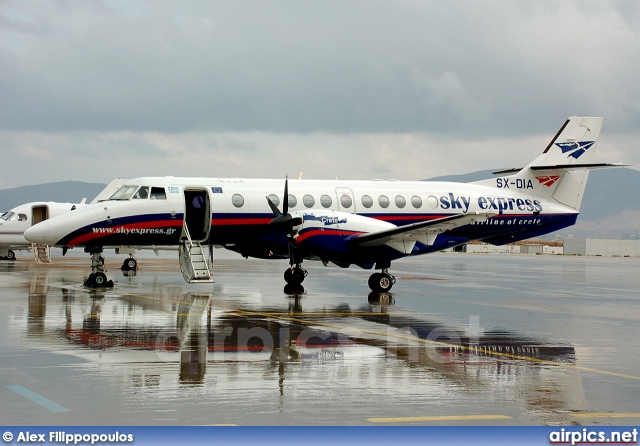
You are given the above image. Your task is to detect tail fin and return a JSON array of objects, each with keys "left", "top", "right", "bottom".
[{"left": 474, "top": 116, "right": 617, "bottom": 211}]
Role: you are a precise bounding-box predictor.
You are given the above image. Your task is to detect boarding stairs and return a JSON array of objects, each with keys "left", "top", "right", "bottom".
[
  {"left": 31, "top": 243, "right": 51, "bottom": 264},
  {"left": 178, "top": 225, "right": 214, "bottom": 283}
]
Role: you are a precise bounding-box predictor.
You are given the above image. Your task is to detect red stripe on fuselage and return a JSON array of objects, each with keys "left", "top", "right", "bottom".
[{"left": 295, "top": 229, "right": 363, "bottom": 244}]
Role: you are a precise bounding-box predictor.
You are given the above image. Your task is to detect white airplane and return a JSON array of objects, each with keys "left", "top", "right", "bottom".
[
  {"left": 24, "top": 117, "right": 625, "bottom": 291},
  {"left": 0, "top": 201, "right": 86, "bottom": 262},
  {"left": 0, "top": 179, "right": 135, "bottom": 266}
]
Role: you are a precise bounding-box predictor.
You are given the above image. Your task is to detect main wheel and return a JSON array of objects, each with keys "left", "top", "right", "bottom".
[
  {"left": 293, "top": 267, "right": 307, "bottom": 283},
  {"left": 284, "top": 268, "right": 300, "bottom": 285},
  {"left": 284, "top": 267, "right": 307, "bottom": 285},
  {"left": 122, "top": 258, "right": 137, "bottom": 271},
  {"left": 6, "top": 250, "right": 15, "bottom": 260},
  {"left": 368, "top": 272, "right": 394, "bottom": 292}
]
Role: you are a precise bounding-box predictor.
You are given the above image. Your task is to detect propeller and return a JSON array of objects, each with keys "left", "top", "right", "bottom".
[
  {"left": 266, "top": 177, "right": 303, "bottom": 261},
  {"left": 266, "top": 177, "right": 302, "bottom": 232}
]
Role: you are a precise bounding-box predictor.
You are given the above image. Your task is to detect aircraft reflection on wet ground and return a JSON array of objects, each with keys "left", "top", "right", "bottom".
[{"left": 2, "top": 254, "right": 640, "bottom": 425}]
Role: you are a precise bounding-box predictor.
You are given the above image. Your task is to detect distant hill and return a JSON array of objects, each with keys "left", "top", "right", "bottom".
[
  {"left": 2, "top": 169, "right": 638, "bottom": 239},
  {"left": 0, "top": 181, "right": 107, "bottom": 211}
]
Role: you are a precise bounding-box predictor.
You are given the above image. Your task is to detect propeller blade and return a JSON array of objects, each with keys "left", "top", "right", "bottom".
[
  {"left": 266, "top": 176, "right": 301, "bottom": 232},
  {"left": 268, "top": 214, "right": 291, "bottom": 227},
  {"left": 266, "top": 195, "right": 282, "bottom": 217},
  {"left": 283, "top": 176, "right": 289, "bottom": 216}
]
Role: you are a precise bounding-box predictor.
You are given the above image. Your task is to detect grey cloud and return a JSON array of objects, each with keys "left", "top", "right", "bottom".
[{"left": 1, "top": 1, "right": 640, "bottom": 137}]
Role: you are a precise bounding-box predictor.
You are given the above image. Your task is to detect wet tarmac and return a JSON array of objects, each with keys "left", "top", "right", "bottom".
[{"left": 1, "top": 251, "right": 639, "bottom": 426}]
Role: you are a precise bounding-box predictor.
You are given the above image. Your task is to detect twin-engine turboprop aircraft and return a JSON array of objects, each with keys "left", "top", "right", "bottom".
[{"left": 24, "top": 117, "right": 625, "bottom": 291}]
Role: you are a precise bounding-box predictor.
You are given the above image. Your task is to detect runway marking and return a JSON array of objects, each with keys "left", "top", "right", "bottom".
[
  {"left": 571, "top": 413, "right": 640, "bottom": 419},
  {"left": 368, "top": 414, "right": 511, "bottom": 423},
  {"left": 6, "top": 385, "right": 70, "bottom": 412}
]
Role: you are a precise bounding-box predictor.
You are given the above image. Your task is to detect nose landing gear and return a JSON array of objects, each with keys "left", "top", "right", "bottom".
[{"left": 83, "top": 248, "right": 114, "bottom": 288}]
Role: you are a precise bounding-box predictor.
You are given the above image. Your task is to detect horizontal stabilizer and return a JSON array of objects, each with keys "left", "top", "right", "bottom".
[
  {"left": 493, "top": 163, "right": 628, "bottom": 175},
  {"left": 529, "top": 163, "right": 629, "bottom": 171}
]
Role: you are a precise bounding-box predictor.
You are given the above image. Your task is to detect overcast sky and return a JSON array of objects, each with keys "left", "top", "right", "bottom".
[{"left": 1, "top": 0, "right": 639, "bottom": 189}]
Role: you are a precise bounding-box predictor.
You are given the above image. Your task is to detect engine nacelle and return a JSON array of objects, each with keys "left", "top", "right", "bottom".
[{"left": 290, "top": 209, "right": 395, "bottom": 259}]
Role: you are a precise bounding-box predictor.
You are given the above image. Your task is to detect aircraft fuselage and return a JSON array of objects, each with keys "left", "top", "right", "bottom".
[{"left": 24, "top": 177, "right": 576, "bottom": 267}]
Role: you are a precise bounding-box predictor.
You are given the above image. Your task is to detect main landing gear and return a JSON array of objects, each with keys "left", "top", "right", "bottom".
[
  {"left": 121, "top": 256, "right": 138, "bottom": 271},
  {"left": 284, "top": 264, "right": 307, "bottom": 286},
  {"left": 283, "top": 264, "right": 306, "bottom": 295},
  {"left": 368, "top": 269, "right": 396, "bottom": 293},
  {"left": 83, "top": 248, "right": 114, "bottom": 288}
]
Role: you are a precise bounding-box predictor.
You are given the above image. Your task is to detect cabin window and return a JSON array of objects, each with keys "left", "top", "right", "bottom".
[
  {"left": 361, "top": 195, "right": 373, "bottom": 208},
  {"left": 320, "top": 194, "right": 332, "bottom": 208},
  {"left": 150, "top": 187, "right": 167, "bottom": 200},
  {"left": 303, "top": 194, "right": 315, "bottom": 208},
  {"left": 232, "top": 194, "right": 245, "bottom": 208},
  {"left": 340, "top": 195, "right": 353, "bottom": 208},
  {"left": 411, "top": 195, "right": 422, "bottom": 208},
  {"left": 288, "top": 194, "right": 297, "bottom": 208},
  {"left": 378, "top": 195, "right": 390, "bottom": 208},
  {"left": 395, "top": 195, "right": 406, "bottom": 208},
  {"left": 132, "top": 186, "right": 149, "bottom": 199},
  {"left": 268, "top": 194, "right": 280, "bottom": 206}
]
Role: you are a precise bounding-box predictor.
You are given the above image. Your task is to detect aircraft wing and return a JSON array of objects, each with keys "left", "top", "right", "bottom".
[{"left": 347, "top": 212, "right": 495, "bottom": 254}]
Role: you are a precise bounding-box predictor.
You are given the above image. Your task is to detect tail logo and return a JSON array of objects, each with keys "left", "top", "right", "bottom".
[
  {"left": 535, "top": 175, "right": 561, "bottom": 187},
  {"left": 555, "top": 141, "right": 595, "bottom": 159}
]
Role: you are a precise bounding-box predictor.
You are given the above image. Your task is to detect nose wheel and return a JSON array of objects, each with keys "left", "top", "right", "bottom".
[
  {"left": 83, "top": 249, "right": 114, "bottom": 288},
  {"left": 368, "top": 270, "right": 395, "bottom": 292}
]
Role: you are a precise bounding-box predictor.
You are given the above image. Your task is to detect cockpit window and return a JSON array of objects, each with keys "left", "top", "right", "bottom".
[
  {"left": 109, "top": 185, "right": 140, "bottom": 200},
  {"left": 133, "top": 186, "right": 149, "bottom": 199},
  {"left": 0, "top": 211, "right": 14, "bottom": 221},
  {"left": 18, "top": 214, "right": 27, "bottom": 221},
  {"left": 150, "top": 187, "right": 167, "bottom": 200}
]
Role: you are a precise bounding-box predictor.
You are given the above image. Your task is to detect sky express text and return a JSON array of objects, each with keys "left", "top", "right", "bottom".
[{"left": 439, "top": 192, "right": 542, "bottom": 214}]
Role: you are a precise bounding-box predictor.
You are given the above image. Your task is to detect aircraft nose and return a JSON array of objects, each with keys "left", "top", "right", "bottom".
[{"left": 24, "top": 220, "right": 54, "bottom": 245}]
